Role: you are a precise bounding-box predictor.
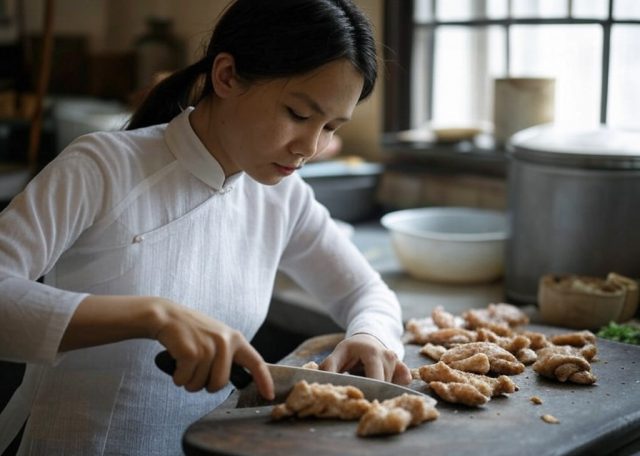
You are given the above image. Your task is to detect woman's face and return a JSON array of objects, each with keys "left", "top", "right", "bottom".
[{"left": 201, "top": 58, "right": 365, "bottom": 185}]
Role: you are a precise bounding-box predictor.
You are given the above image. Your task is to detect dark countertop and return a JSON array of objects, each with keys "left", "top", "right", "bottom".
[
  {"left": 186, "top": 226, "right": 640, "bottom": 455},
  {"left": 268, "top": 221, "right": 540, "bottom": 336},
  {"left": 183, "top": 330, "right": 640, "bottom": 456}
]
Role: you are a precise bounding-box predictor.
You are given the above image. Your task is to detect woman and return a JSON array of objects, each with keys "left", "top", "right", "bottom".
[{"left": 0, "top": 0, "right": 411, "bottom": 454}]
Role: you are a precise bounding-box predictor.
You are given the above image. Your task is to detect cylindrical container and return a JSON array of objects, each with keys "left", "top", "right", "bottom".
[
  {"left": 493, "top": 78, "right": 555, "bottom": 144},
  {"left": 505, "top": 124, "right": 640, "bottom": 305},
  {"left": 134, "top": 17, "right": 183, "bottom": 89}
]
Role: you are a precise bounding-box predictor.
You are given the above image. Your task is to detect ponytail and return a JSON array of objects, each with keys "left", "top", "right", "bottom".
[{"left": 126, "top": 57, "right": 211, "bottom": 130}]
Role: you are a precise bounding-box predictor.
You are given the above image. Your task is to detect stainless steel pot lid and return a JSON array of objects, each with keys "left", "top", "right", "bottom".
[{"left": 508, "top": 124, "right": 640, "bottom": 169}]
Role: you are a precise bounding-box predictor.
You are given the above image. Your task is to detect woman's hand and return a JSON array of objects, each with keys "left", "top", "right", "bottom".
[
  {"left": 151, "top": 298, "right": 274, "bottom": 399},
  {"left": 318, "top": 333, "right": 412, "bottom": 385},
  {"left": 60, "top": 295, "right": 274, "bottom": 400}
]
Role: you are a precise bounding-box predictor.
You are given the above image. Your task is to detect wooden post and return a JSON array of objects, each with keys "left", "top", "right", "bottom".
[{"left": 27, "top": 0, "right": 55, "bottom": 174}]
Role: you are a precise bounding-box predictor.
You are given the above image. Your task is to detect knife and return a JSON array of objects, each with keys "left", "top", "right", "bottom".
[{"left": 154, "top": 350, "right": 432, "bottom": 408}]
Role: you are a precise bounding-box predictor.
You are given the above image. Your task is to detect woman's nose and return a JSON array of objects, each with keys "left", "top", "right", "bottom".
[{"left": 291, "top": 129, "right": 327, "bottom": 159}]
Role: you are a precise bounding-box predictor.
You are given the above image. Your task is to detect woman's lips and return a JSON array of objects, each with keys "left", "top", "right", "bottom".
[{"left": 274, "top": 163, "right": 300, "bottom": 176}]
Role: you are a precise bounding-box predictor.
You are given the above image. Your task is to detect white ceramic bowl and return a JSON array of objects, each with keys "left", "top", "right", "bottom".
[{"left": 380, "top": 207, "right": 508, "bottom": 284}]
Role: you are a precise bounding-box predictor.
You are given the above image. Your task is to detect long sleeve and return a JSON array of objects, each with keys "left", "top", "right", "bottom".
[
  {"left": 0, "top": 153, "right": 102, "bottom": 363},
  {"left": 278, "top": 182, "right": 405, "bottom": 358}
]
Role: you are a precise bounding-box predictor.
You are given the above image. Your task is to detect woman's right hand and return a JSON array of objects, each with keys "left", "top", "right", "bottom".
[
  {"left": 150, "top": 298, "right": 275, "bottom": 399},
  {"left": 60, "top": 295, "right": 274, "bottom": 400}
]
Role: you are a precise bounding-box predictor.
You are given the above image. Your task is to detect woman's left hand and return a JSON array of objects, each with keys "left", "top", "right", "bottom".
[{"left": 318, "top": 333, "right": 412, "bottom": 385}]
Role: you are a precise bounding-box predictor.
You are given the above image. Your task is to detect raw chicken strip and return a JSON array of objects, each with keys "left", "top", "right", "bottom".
[
  {"left": 271, "top": 380, "right": 371, "bottom": 420},
  {"left": 418, "top": 361, "right": 517, "bottom": 399},
  {"left": 533, "top": 346, "right": 597, "bottom": 385},
  {"left": 357, "top": 393, "right": 440, "bottom": 436},
  {"left": 440, "top": 342, "right": 526, "bottom": 375}
]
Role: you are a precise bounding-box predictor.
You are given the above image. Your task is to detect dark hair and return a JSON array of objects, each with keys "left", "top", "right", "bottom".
[{"left": 127, "top": 0, "right": 377, "bottom": 130}]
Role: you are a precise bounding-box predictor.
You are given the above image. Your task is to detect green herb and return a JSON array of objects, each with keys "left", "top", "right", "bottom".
[{"left": 597, "top": 322, "right": 640, "bottom": 345}]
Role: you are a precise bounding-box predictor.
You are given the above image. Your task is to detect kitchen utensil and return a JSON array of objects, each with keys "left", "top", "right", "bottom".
[
  {"left": 505, "top": 124, "right": 640, "bottom": 305},
  {"left": 154, "top": 351, "right": 425, "bottom": 407},
  {"left": 380, "top": 207, "right": 507, "bottom": 284}
]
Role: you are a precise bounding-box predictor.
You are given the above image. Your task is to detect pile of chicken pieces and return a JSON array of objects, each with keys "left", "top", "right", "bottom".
[
  {"left": 271, "top": 380, "right": 439, "bottom": 437},
  {"left": 406, "top": 303, "right": 598, "bottom": 407},
  {"left": 271, "top": 303, "right": 599, "bottom": 435}
]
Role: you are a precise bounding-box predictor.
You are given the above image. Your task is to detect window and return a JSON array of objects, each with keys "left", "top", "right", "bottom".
[{"left": 384, "top": 0, "right": 640, "bottom": 134}]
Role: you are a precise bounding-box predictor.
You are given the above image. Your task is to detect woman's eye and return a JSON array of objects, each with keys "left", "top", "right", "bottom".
[{"left": 287, "top": 107, "right": 309, "bottom": 121}]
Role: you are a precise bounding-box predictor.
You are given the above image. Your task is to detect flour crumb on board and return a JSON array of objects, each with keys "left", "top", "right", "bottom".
[
  {"left": 541, "top": 414, "right": 560, "bottom": 424},
  {"left": 530, "top": 396, "right": 543, "bottom": 405}
]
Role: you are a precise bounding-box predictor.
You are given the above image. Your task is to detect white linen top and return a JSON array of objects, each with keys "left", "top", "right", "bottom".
[{"left": 0, "top": 107, "right": 404, "bottom": 455}]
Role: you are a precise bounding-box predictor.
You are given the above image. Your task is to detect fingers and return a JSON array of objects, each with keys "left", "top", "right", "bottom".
[
  {"left": 360, "top": 355, "right": 385, "bottom": 381},
  {"left": 318, "top": 353, "right": 339, "bottom": 372},
  {"left": 391, "top": 361, "right": 413, "bottom": 385},
  {"left": 234, "top": 343, "right": 274, "bottom": 400},
  {"left": 320, "top": 335, "right": 411, "bottom": 384},
  {"left": 173, "top": 356, "right": 198, "bottom": 388},
  {"left": 163, "top": 324, "right": 268, "bottom": 395}
]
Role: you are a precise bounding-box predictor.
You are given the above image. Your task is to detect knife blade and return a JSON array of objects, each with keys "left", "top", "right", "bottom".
[{"left": 154, "top": 350, "right": 432, "bottom": 408}]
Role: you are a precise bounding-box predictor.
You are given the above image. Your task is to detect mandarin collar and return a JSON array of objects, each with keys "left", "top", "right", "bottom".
[{"left": 164, "top": 107, "right": 242, "bottom": 191}]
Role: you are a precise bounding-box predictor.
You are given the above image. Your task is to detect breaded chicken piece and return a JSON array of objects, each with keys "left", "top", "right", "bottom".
[
  {"left": 549, "top": 330, "right": 597, "bottom": 347},
  {"left": 271, "top": 380, "right": 372, "bottom": 420},
  {"left": 428, "top": 382, "right": 489, "bottom": 407},
  {"left": 432, "top": 306, "right": 458, "bottom": 329},
  {"left": 418, "top": 328, "right": 478, "bottom": 347},
  {"left": 405, "top": 317, "right": 439, "bottom": 344},
  {"left": 516, "top": 348, "right": 538, "bottom": 365},
  {"left": 476, "top": 328, "right": 536, "bottom": 364},
  {"left": 519, "top": 331, "right": 551, "bottom": 350},
  {"left": 445, "top": 353, "right": 491, "bottom": 375},
  {"left": 418, "top": 361, "right": 517, "bottom": 399},
  {"left": 357, "top": 393, "right": 440, "bottom": 437},
  {"left": 375, "top": 394, "right": 439, "bottom": 427},
  {"left": 357, "top": 402, "right": 412, "bottom": 436},
  {"left": 419, "top": 343, "right": 447, "bottom": 361},
  {"left": 463, "top": 303, "right": 529, "bottom": 336},
  {"left": 440, "top": 342, "right": 526, "bottom": 375},
  {"left": 476, "top": 328, "right": 530, "bottom": 352},
  {"left": 577, "top": 344, "right": 598, "bottom": 362},
  {"left": 533, "top": 346, "right": 597, "bottom": 385}
]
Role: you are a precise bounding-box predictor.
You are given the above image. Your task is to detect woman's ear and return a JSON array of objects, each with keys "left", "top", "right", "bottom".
[{"left": 211, "top": 53, "right": 239, "bottom": 98}]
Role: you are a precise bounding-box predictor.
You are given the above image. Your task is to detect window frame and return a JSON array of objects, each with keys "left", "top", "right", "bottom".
[{"left": 383, "top": 0, "right": 640, "bottom": 133}]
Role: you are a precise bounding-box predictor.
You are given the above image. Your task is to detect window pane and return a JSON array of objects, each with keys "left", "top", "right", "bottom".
[
  {"left": 510, "top": 25, "right": 602, "bottom": 128},
  {"left": 487, "top": 0, "right": 509, "bottom": 19},
  {"left": 416, "top": 0, "right": 510, "bottom": 22},
  {"left": 436, "top": 0, "right": 478, "bottom": 21},
  {"left": 414, "top": 0, "right": 433, "bottom": 23},
  {"left": 411, "top": 26, "right": 432, "bottom": 127},
  {"left": 608, "top": 26, "right": 640, "bottom": 129},
  {"left": 431, "top": 26, "right": 506, "bottom": 126},
  {"left": 572, "top": 0, "right": 608, "bottom": 19},
  {"left": 614, "top": 0, "right": 640, "bottom": 20},
  {"left": 512, "top": 0, "right": 568, "bottom": 17}
]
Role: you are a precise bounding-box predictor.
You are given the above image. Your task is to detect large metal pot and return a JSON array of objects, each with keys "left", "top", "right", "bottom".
[{"left": 505, "top": 124, "right": 640, "bottom": 304}]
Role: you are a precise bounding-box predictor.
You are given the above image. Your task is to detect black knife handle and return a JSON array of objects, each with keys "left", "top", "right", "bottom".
[{"left": 154, "top": 350, "right": 254, "bottom": 390}]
